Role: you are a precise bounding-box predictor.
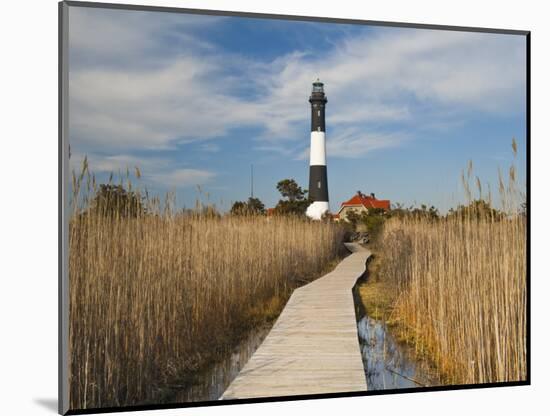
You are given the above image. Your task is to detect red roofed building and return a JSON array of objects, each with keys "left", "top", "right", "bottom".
[{"left": 337, "top": 191, "right": 390, "bottom": 222}]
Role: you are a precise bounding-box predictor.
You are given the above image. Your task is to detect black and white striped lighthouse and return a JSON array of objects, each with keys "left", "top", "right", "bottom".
[{"left": 306, "top": 79, "right": 330, "bottom": 220}]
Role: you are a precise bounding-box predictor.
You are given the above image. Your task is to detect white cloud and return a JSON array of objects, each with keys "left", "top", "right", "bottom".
[
  {"left": 68, "top": 8, "right": 526, "bottom": 161},
  {"left": 295, "top": 128, "right": 408, "bottom": 160},
  {"left": 70, "top": 153, "right": 165, "bottom": 174},
  {"left": 199, "top": 143, "right": 221, "bottom": 152},
  {"left": 148, "top": 168, "right": 216, "bottom": 188},
  {"left": 69, "top": 57, "right": 249, "bottom": 149},
  {"left": 68, "top": 7, "right": 220, "bottom": 68},
  {"left": 69, "top": 153, "right": 215, "bottom": 191},
  {"left": 328, "top": 129, "right": 409, "bottom": 158}
]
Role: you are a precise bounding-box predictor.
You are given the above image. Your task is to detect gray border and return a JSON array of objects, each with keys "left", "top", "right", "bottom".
[
  {"left": 63, "top": 0, "right": 529, "bottom": 35},
  {"left": 58, "top": 1, "right": 530, "bottom": 415},
  {"left": 59, "top": 2, "right": 70, "bottom": 414}
]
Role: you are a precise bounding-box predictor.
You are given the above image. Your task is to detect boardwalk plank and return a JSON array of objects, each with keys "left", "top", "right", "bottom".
[{"left": 221, "top": 243, "right": 369, "bottom": 399}]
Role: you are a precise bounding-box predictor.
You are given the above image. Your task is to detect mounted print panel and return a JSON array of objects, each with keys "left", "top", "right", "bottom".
[{"left": 59, "top": 1, "right": 529, "bottom": 414}]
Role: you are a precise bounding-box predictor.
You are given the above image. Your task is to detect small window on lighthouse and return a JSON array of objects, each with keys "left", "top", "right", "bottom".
[
  {"left": 317, "top": 126, "right": 321, "bottom": 131},
  {"left": 317, "top": 181, "right": 321, "bottom": 189},
  {"left": 318, "top": 110, "right": 320, "bottom": 117}
]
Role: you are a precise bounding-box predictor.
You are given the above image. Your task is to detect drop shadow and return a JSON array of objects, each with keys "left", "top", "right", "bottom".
[{"left": 34, "top": 398, "right": 58, "bottom": 413}]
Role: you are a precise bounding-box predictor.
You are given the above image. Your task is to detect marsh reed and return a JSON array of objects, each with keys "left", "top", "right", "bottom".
[
  {"left": 377, "top": 215, "right": 526, "bottom": 384},
  {"left": 371, "top": 144, "right": 527, "bottom": 385},
  {"left": 68, "top": 165, "right": 345, "bottom": 409}
]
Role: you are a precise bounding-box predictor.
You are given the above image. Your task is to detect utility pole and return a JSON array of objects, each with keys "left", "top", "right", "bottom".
[{"left": 250, "top": 164, "right": 254, "bottom": 199}]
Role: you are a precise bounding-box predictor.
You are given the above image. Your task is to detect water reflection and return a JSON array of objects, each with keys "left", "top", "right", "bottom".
[
  {"left": 166, "top": 325, "right": 271, "bottom": 403},
  {"left": 356, "top": 315, "right": 440, "bottom": 389}
]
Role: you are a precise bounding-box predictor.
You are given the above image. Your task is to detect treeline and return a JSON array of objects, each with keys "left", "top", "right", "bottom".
[
  {"left": 230, "top": 179, "right": 310, "bottom": 217},
  {"left": 76, "top": 171, "right": 312, "bottom": 220},
  {"left": 346, "top": 198, "right": 526, "bottom": 244}
]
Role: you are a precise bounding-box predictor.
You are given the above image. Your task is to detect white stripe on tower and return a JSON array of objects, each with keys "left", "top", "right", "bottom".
[{"left": 309, "top": 131, "right": 326, "bottom": 166}]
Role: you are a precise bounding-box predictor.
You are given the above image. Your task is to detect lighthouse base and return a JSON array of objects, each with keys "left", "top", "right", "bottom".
[{"left": 306, "top": 201, "right": 330, "bottom": 220}]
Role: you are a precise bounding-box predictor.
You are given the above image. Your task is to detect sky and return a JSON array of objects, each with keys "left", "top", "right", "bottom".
[{"left": 68, "top": 6, "right": 527, "bottom": 213}]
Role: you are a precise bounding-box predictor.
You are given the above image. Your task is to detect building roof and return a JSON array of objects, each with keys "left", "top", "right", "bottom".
[{"left": 339, "top": 193, "right": 391, "bottom": 211}]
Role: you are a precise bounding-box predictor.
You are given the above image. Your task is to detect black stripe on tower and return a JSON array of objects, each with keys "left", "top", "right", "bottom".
[
  {"left": 309, "top": 81, "right": 327, "bottom": 132},
  {"left": 309, "top": 165, "right": 328, "bottom": 202}
]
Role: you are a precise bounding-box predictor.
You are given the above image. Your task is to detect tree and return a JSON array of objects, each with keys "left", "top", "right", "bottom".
[
  {"left": 90, "top": 184, "right": 145, "bottom": 218},
  {"left": 369, "top": 207, "right": 387, "bottom": 216},
  {"left": 247, "top": 197, "right": 265, "bottom": 215},
  {"left": 447, "top": 199, "right": 503, "bottom": 221},
  {"left": 389, "top": 202, "right": 439, "bottom": 220},
  {"left": 230, "top": 201, "right": 248, "bottom": 216},
  {"left": 414, "top": 204, "right": 439, "bottom": 220},
  {"left": 344, "top": 209, "right": 361, "bottom": 228},
  {"left": 230, "top": 197, "right": 266, "bottom": 216},
  {"left": 200, "top": 205, "right": 221, "bottom": 218},
  {"left": 273, "top": 179, "right": 310, "bottom": 216},
  {"left": 343, "top": 208, "right": 386, "bottom": 241},
  {"left": 274, "top": 199, "right": 310, "bottom": 216},
  {"left": 276, "top": 179, "right": 307, "bottom": 202},
  {"left": 361, "top": 212, "right": 385, "bottom": 240}
]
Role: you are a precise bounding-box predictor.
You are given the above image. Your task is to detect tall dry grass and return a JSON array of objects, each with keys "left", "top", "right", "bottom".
[
  {"left": 69, "top": 166, "right": 345, "bottom": 409},
  {"left": 373, "top": 143, "right": 527, "bottom": 385},
  {"left": 378, "top": 216, "right": 526, "bottom": 384}
]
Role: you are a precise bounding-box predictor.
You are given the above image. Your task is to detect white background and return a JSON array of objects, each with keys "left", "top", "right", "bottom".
[{"left": 0, "top": 0, "right": 547, "bottom": 415}]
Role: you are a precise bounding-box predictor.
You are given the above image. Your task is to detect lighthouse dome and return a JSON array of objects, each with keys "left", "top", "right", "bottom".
[{"left": 312, "top": 79, "right": 324, "bottom": 93}]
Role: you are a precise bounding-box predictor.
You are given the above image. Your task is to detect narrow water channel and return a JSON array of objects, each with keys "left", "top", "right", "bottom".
[
  {"left": 164, "top": 324, "right": 272, "bottom": 403},
  {"left": 354, "top": 282, "right": 440, "bottom": 390}
]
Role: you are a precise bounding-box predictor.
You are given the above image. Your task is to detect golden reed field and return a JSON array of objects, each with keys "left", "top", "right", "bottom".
[
  {"left": 68, "top": 167, "right": 345, "bottom": 409},
  {"left": 368, "top": 150, "right": 527, "bottom": 385},
  {"left": 374, "top": 215, "right": 526, "bottom": 385}
]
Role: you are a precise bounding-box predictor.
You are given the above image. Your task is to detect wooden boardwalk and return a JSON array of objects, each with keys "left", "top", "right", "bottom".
[{"left": 222, "top": 243, "right": 369, "bottom": 399}]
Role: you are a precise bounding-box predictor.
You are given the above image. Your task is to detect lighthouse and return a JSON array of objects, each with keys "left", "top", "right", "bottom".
[{"left": 306, "top": 79, "right": 329, "bottom": 220}]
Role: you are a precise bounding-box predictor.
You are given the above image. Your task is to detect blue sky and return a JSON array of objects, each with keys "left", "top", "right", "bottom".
[{"left": 68, "top": 6, "right": 527, "bottom": 213}]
